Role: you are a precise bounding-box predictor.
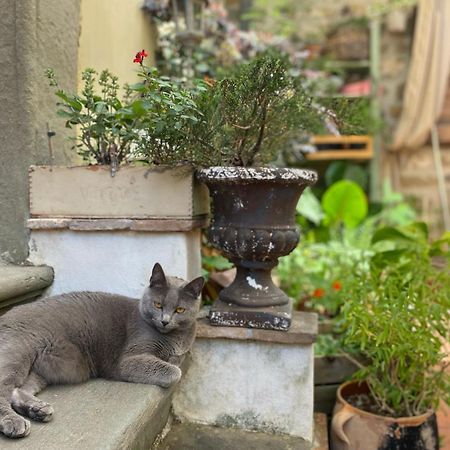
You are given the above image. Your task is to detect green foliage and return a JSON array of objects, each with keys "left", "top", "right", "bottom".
[
  {"left": 46, "top": 65, "right": 205, "bottom": 169},
  {"left": 130, "top": 66, "right": 206, "bottom": 166},
  {"left": 202, "top": 254, "right": 233, "bottom": 280},
  {"left": 322, "top": 180, "right": 368, "bottom": 228},
  {"left": 325, "top": 162, "right": 369, "bottom": 191},
  {"left": 341, "top": 223, "right": 450, "bottom": 416},
  {"left": 278, "top": 239, "right": 369, "bottom": 316},
  {"left": 186, "top": 53, "right": 345, "bottom": 167},
  {"left": 278, "top": 178, "right": 418, "bottom": 348},
  {"left": 296, "top": 187, "right": 324, "bottom": 226},
  {"left": 243, "top": 0, "right": 306, "bottom": 38},
  {"left": 46, "top": 68, "right": 140, "bottom": 168}
]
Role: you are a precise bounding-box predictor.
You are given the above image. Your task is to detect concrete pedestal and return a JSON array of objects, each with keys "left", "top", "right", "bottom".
[{"left": 173, "top": 311, "right": 318, "bottom": 443}]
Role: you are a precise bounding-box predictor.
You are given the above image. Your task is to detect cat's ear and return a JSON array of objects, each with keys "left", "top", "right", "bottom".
[
  {"left": 150, "top": 263, "right": 167, "bottom": 288},
  {"left": 183, "top": 277, "right": 205, "bottom": 299}
]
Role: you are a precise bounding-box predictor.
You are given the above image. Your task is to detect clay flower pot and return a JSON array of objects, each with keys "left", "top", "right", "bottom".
[
  {"left": 330, "top": 381, "right": 439, "bottom": 450},
  {"left": 197, "top": 166, "right": 317, "bottom": 330}
]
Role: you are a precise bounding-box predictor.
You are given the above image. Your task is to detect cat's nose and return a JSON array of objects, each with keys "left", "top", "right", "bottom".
[{"left": 161, "top": 320, "right": 169, "bottom": 327}]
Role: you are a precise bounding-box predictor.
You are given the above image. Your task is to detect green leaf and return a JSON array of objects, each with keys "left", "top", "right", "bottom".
[
  {"left": 296, "top": 187, "right": 324, "bottom": 225},
  {"left": 322, "top": 180, "right": 368, "bottom": 228},
  {"left": 202, "top": 255, "right": 233, "bottom": 271},
  {"left": 95, "top": 101, "right": 108, "bottom": 113},
  {"left": 371, "top": 227, "right": 415, "bottom": 245}
]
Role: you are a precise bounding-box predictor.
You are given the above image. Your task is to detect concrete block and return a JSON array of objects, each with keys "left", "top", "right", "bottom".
[
  {"left": 28, "top": 229, "right": 201, "bottom": 297},
  {"left": 173, "top": 312, "right": 317, "bottom": 442}
]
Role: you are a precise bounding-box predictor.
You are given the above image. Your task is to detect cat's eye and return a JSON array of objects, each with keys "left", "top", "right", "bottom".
[
  {"left": 154, "top": 302, "right": 162, "bottom": 309},
  {"left": 175, "top": 307, "right": 185, "bottom": 314}
]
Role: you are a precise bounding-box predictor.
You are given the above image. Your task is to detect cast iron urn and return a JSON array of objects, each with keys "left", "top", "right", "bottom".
[{"left": 197, "top": 167, "right": 318, "bottom": 331}]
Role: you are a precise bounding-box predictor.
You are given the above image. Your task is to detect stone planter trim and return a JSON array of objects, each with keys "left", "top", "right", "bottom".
[
  {"left": 27, "top": 216, "right": 208, "bottom": 232},
  {"left": 197, "top": 166, "right": 318, "bottom": 184}
]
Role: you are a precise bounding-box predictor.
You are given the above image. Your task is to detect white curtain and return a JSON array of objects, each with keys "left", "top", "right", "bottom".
[{"left": 391, "top": 0, "right": 450, "bottom": 150}]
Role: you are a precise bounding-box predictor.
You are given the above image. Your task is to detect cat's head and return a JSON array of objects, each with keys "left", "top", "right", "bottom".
[{"left": 140, "top": 263, "right": 204, "bottom": 333}]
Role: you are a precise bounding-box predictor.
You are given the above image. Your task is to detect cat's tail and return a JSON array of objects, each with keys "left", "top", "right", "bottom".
[{"left": 0, "top": 341, "right": 34, "bottom": 438}]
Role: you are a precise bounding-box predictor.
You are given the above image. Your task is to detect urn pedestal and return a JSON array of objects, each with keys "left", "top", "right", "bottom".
[{"left": 197, "top": 167, "right": 317, "bottom": 331}]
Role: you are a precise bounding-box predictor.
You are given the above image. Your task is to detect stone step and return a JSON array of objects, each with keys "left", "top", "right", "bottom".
[
  {"left": 156, "top": 413, "right": 329, "bottom": 450},
  {"left": 0, "top": 379, "right": 176, "bottom": 450},
  {"left": 0, "top": 265, "right": 54, "bottom": 312}
]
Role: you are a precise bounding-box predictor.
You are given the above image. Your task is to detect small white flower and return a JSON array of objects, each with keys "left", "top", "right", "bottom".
[{"left": 412, "top": 326, "right": 417, "bottom": 332}]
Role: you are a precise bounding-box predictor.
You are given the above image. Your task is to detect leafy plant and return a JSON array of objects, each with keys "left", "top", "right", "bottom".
[
  {"left": 341, "top": 223, "right": 450, "bottom": 416},
  {"left": 279, "top": 179, "right": 418, "bottom": 331},
  {"left": 46, "top": 50, "right": 205, "bottom": 171},
  {"left": 46, "top": 68, "right": 140, "bottom": 170},
  {"left": 186, "top": 53, "right": 367, "bottom": 167}
]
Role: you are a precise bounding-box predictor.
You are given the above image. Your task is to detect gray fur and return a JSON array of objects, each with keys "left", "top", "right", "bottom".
[{"left": 0, "top": 263, "right": 204, "bottom": 438}]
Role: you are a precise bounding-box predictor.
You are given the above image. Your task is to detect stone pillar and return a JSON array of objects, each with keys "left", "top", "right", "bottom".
[
  {"left": 173, "top": 311, "right": 318, "bottom": 444},
  {"left": 0, "top": 0, "right": 80, "bottom": 263}
]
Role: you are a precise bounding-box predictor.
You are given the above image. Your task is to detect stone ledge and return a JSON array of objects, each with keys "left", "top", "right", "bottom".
[
  {"left": 0, "top": 265, "right": 54, "bottom": 310},
  {"left": 28, "top": 216, "right": 209, "bottom": 232},
  {"left": 0, "top": 379, "right": 176, "bottom": 450},
  {"left": 196, "top": 310, "right": 318, "bottom": 345},
  {"left": 157, "top": 413, "right": 328, "bottom": 450}
]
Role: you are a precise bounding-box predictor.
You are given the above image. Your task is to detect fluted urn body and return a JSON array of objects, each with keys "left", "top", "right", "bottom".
[{"left": 197, "top": 167, "right": 317, "bottom": 330}]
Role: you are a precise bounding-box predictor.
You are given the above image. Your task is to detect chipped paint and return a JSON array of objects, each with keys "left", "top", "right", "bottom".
[
  {"left": 246, "top": 276, "right": 268, "bottom": 291},
  {"left": 197, "top": 167, "right": 318, "bottom": 184}
]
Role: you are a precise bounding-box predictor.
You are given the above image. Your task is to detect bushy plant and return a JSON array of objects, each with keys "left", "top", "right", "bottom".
[
  {"left": 341, "top": 223, "right": 450, "bottom": 416},
  {"left": 46, "top": 68, "right": 140, "bottom": 170},
  {"left": 46, "top": 50, "right": 204, "bottom": 171},
  {"left": 185, "top": 53, "right": 366, "bottom": 167}
]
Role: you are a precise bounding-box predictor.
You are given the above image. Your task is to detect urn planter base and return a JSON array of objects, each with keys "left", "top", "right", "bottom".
[
  {"left": 197, "top": 166, "right": 318, "bottom": 331},
  {"left": 209, "top": 298, "right": 292, "bottom": 331}
]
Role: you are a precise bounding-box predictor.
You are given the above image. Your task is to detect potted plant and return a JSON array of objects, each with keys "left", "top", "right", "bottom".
[
  {"left": 176, "top": 53, "right": 371, "bottom": 331},
  {"left": 38, "top": 51, "right": 209, "bottom": 224},
  {"left": 29, "top": 51, "right": 209, "bottom": 297},
  {"left": 330, "top": 222, "right": 450, "bottom": 450}
]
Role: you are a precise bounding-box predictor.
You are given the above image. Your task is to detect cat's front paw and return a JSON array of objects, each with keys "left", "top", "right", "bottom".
[
  {"left": 167, "top": 354, "right": 184, "bottom": 366},
  {"left": 159, "top": 365, "right": 182, "bottom": 388},
  {"left": 0, "top": 413, "right": 31, "bottom": 438}
]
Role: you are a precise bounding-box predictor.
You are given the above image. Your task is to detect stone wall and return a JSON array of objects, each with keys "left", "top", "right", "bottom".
[
  {"left": 0, "top": 0, "right": 158, "bottom": 263},
  {"left": 0, "top": 0, "right": 80, "bottom": 263}
]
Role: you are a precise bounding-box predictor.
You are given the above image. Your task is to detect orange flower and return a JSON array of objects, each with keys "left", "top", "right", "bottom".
[
  {"left": 312, "top": 288, "right": 325, "bottom": 298},
  {"left": 203, "top": 75, "right": 216, "bottom": 87},
  {"left": 332, "top": 281, "right": 342, "bottom": 291}
]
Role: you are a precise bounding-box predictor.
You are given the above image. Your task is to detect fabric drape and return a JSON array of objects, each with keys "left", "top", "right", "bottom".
[{"left": 391, "top": 0, "right": 450, "bottom": 150}]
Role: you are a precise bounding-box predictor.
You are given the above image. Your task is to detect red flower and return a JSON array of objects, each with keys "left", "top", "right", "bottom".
[
  {"left": 332, "top": 281, "right": 342, "bottom": 291},
  {"left": 312, "top": 288, "right": 325, "bottom": 298},
  {"left": 133, "top": 49, "right": 148, "bottom": 64}
]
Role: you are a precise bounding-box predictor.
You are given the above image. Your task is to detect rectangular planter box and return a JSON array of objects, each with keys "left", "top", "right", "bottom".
[
  {"left": 29, "top": 165, "right": 209, "bottom": 223},
  {"left": 27, "top": 165, "right": 209, "bottom": 297}
]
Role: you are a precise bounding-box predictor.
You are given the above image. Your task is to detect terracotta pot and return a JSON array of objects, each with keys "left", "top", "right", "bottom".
[{"left": 330, "top": 381, "right": 439, "bottom": 450}]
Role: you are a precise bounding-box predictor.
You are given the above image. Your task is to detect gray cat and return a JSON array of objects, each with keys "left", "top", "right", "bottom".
[{"left": 0, "top": 263, "right": 204, "bottom": 439}]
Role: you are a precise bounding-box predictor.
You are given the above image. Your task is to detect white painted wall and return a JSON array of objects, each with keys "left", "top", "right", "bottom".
[
  {"left": 173, "top": 337, "right": 315, "bottom": 442},
  {"left": 28, "top": 230, "right": 201, "bottom": 298}
]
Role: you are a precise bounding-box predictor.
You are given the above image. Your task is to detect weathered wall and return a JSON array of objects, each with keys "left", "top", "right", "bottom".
[
  {"left": 0, "top": 0, "right": 80, "bottom": 263},
  {"left": 78, "top": 0, "right": 157, "bottom": 87},
  {"left": 0, "top": 0, "right": 158, "bottom": 263}
]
